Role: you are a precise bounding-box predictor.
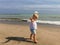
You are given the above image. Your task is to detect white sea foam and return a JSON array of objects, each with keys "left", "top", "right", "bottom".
[
  {"left": 37, "top": 20, "right": 60, "bottom": 25},
  {"left": 27, "top": 19, "right": 60, "bottom": 25}
]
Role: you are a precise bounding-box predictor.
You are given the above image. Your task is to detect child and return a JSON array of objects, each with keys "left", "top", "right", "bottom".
[{"left": 29, "top": 12, "right": 39, "bottom": 43}]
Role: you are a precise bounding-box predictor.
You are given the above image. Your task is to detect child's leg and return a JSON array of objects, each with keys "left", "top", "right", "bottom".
[
  {"left": 33, "top": 34, "right": 38, "bottom": 43},
  {"left": 30, "top": 33, "right": 33, "bottom": 40}
]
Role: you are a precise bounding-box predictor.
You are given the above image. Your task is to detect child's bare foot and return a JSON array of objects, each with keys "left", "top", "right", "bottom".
[{"left": 34, "top": 40, "right": 38, "bottom": 43}]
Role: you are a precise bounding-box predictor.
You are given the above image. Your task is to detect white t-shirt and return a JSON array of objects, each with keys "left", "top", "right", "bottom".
[{"left": 30, "top": 21, "right": 37, "bottom": 30}]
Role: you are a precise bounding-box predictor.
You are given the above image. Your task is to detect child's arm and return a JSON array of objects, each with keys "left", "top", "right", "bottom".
[{"left": 30, "top": 17, "right": 34, "bottom": 22}]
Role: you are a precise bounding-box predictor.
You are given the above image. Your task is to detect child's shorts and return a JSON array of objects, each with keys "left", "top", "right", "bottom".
[{"left": 30, "top": 29, "right": 36, "bottom": 34}]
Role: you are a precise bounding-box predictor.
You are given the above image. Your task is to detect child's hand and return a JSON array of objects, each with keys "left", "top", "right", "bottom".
[
  {"left": 30, "top": 17, "right": 32, "bottom": 20},
  {"left": 31, "top": 19, "right": 34, "bottom": 22},
  {"left": 30, "top": 18, "right": 34, "bottom": 22}
]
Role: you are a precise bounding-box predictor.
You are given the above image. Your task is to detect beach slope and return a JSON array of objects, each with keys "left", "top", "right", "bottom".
[{"left": 0, "top": 22, "right": 60, "bottom": 45}]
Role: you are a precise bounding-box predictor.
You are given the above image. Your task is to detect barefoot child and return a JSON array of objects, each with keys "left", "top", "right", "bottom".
[{"left": 29, "top": 12, "right": 39, "bottom": 43}]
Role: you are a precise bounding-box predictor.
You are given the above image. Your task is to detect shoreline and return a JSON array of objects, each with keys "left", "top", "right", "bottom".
[
  {"left": 0, "top": 18, "right": 60, "bottom": 26},
  {"left": 0, "top": 19, "right": 60, "bottom": 27}
]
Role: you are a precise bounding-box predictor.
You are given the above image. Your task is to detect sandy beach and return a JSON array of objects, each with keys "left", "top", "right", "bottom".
[{"left": 0, "top": 21, "right": 60, "bottom": 45}]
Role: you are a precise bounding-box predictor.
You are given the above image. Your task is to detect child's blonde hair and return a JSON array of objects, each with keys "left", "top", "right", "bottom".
[
  {"left": 30, "top": 11, "right": 39, "bottom": 21},
  {"left": 33, "top": 13, "right": 39, "bottom": 19}
]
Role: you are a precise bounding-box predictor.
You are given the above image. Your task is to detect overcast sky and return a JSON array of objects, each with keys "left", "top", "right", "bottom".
[{"left": 0, "top": 0, "right": 60, "bottom": 13}]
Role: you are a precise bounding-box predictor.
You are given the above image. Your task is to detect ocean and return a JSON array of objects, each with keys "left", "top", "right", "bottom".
[{"left": 0, "top": 14, "right": 60, "bottom": 25}]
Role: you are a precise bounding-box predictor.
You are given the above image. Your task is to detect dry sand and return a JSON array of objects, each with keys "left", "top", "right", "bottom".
[{"left": 0, "top": 22, "right": 60, "bottom": 45}]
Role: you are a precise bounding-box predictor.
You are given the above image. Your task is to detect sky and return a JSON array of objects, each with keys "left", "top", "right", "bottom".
[{"left": 0, "top": 0, "right": 60, "bottom": 14}]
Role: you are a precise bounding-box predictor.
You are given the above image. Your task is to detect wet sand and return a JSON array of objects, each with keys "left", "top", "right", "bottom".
[{"left": 0, "top": 21, "right": 60, "bottom": 45}]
